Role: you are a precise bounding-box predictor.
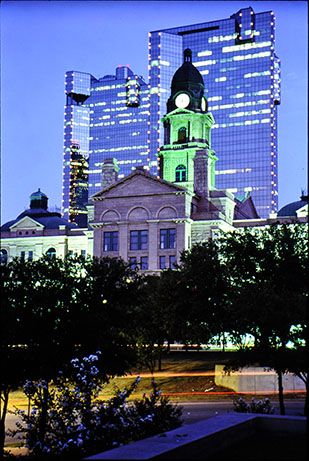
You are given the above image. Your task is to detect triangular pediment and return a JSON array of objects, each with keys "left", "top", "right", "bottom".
[
  {"left": 296, "top": 204, "right": 308, "bottom": 217},
  {"left": 10, "top": 216, "right": 45, "bottom": 231},
  {"left": 91, "top": 170, "right": 187, "bottom": 200}
]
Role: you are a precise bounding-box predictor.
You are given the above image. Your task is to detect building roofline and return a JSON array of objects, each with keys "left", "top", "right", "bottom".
[
  {"left": 90, "top": 168, "right": 189, "bottom": 200},
  {"left": 150, "top": 9, "right": 273, "bottom": 34}
]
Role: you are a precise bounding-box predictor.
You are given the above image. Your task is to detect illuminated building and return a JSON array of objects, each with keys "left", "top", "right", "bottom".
[
  {"left": 149, "top": 6, "right": 280, "bottom": 218},
  {"left": 88, "top": 49, "right": 305, "bottom": 272},
  {"left": 68, "top": 143, "right": 88, "bottom": 227},
  {"left": 1, "top": 190, "right": 93, "bottom": 263},
  {"left": 63, "top": 7, "right": 280, "bottom": 221},
  {"left": 62, "top": 67, "right": 148, "bottom": 223},
  {"left": 89, "top": 50, "right": 259, "bottom": 271}
]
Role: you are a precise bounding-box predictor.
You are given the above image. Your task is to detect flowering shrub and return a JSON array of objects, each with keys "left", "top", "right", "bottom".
[
  {"left": 9, "top": 353, "right": 182, "bottom": 458},
  {"left": 233, "top": 396, "right": 275, "bottom": 414}
]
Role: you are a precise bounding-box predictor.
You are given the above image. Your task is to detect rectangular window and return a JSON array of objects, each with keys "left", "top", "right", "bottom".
[
  {"left": 20, "top": 251, "right": 25, "bottom": 260},
  {"left": 104, "top": 231, "right": 118, "bottom": 251},
  {"left": 28, "top": 251, "right": 33, "bottom": 261},
  {"left": 81, "top": 250, "right": 86, "bottom": 258},
  {"left": 160, "top": 229, "right": 176, "bottom": 249},
  {"left": 159, "top": 256, "right": 166, "bottom": 270},
  {"left": 129, "top": 256, "right": 138, "bottom": 270},
  {"left": 140, "top": 257, "right": 148, "bottom": 270},
  {"left": 130, "top": 230, "right": 148, "bottom": 250},
  {"left": 169, "top": 255, "right": 176, "bottom": 269}
]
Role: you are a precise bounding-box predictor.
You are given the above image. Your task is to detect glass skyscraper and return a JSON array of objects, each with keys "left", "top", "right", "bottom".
[
  {"left": 148, "top": 6, "right": 280, "bottom": 218},
  {"left": 62, "top": 6, "right": 280, "bottom": 222},
  {"left": 62, "top": 67, "right": 148, "bottom": 225}
]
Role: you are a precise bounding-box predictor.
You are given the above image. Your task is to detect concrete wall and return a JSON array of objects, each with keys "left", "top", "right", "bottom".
[
  {"left": 85, "top": 414, "right": 306, "bottom": 460},
  {"left": 215, "top": 365, "right": 306, "bottom": 393}
]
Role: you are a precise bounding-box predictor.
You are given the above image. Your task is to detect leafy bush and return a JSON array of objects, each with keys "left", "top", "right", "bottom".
[
  {"left": 233, "top": 396, "right": 275, "bottom": 414},
  {"left": 9, "top": 353, "right": 182, "bottom": 458}
]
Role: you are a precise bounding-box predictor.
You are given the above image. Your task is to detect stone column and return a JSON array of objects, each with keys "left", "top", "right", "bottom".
[
  {"left": 57, "top": 240, "right": 67, "bottom": 258},
  {"left": 148, "top": 221, "right": 158, "bottom": 271},
  {"left": 118, "top": 223, "right": 128, "bottom": 262},
  {"left": 193, "top": 149, "right": 209, "bottom": 199},
  {"left": 35, "top": 242, "right": 43, "bottom": 259}
]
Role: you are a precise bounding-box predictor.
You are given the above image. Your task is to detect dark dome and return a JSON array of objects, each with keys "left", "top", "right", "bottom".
[
  {"left": 1, "top": 211, "right": 78, "bottom": 232},
  {"left": 167, "top": 49, "right": 206, "bottom": 113},
  {"left": 1, "top": 189, "right": 79, "bottom": 231},
  {"left": 277, "top": 196, "right": 308, "bottom": 217},
  {"left": 171, "top": 49, "right": 204, "bottom": 89},
  {"left": 30, "top": 189, "right": 48, "bottom": 200},
  {"left": 30, "top": 188, "right": 48, "bottom": 210}
]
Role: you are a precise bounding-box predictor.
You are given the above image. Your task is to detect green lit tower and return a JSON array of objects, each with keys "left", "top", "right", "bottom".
[{"left": 158, "top": 49, "right": 217, "bottom": 196}]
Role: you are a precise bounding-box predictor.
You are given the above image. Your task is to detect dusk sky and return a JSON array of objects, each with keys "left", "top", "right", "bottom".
[{"left": 1, "top": 0, "right": 308, "bottom": 224}]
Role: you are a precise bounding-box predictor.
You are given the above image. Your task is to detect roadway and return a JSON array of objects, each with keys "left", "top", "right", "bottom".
[
  {"left": 179, "top": 399, "right": 306, "bottom": 425},
  {"left": 5, "top": 399, "right": 305, "bottom": 447}
]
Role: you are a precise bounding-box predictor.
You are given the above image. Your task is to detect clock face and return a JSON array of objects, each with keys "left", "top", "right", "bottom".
[
  {"left": 175, "top": 93, "right": 190, "bottom": 109},
  {"left": 201, "top": 97, "right": 207, "bottom": 112}
]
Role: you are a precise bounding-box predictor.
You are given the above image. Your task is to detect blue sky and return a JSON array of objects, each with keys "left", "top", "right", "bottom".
[{"left": 1, "top": 0, "right": 308, "bottom": 224}]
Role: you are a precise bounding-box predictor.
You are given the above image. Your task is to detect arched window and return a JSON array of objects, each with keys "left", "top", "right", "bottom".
[
  {"left": 175, "top": 165, "right": 187, "bottom": 182},
  {"left": 0, "top": 249, "right": 8, "bottom": 265},
  {"left": 178, "top": 127, "right": 187, "bottom": 143},
  {"left": 46, "top": 247, "right": 56, "bottom": 259}
]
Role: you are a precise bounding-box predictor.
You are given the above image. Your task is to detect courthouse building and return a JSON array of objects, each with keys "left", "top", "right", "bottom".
[
  {"left": 62, "top": 6, "right": 281, "bottom": 222},
  {"left": 88, "top": 49, "right": 260, "bottom": 272},
  {"left": 0, "top": 189, "right": 93, "bottom": 264}
]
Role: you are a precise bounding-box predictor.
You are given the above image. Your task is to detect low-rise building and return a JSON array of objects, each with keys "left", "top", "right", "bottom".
[{"left": 1, "top": 189, "right": 92, "bottom": 263}]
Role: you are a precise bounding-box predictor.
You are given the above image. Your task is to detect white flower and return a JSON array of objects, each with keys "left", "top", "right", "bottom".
[{"left": 89, "top": 354, "right": 98, "bottom": 362}]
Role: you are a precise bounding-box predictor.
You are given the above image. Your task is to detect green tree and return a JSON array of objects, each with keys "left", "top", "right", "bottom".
[
  {"left": 77, "top": 256, "right": 141, "bottom": 375},
  {"left": 0, "top": 255, "right": 141, "bottom": 457},
  {"left": 175, "top": 240, "right": 232, "bottom": 349},
  {"left": 0, "top": 255, "right": 91, "bottom": 457},
  {"left": 0, "top": 261, "right": 34, "bottom": 459},
  {"left": 133, "top": 272, "right": 180, "bottom": 372},
  {"left": 219, "top": 223, "right": 308, "bottom": 415}
]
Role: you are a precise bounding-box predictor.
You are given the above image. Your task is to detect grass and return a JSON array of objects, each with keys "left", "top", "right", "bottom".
[
  {"left": 5, "top": 351, "right": 306, "bottom": 457},
  {"left": 7, "top": 350, "right": 305, "bottom": 409},
  {"left": 7, "top": 351, "right": 236, "bottom": 409}
]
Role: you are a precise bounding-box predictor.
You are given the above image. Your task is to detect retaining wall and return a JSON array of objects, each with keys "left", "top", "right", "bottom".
[{"left": 214, "top": 365, "right": 306, "bottom": 393}]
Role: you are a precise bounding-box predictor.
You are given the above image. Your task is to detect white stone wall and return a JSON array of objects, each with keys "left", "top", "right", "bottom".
[
  {"left": 215, "top": 365, "right": 306, "bottom": 393},
  {"left": 1, "top": 231, "right": 92, "bottom": 261}
]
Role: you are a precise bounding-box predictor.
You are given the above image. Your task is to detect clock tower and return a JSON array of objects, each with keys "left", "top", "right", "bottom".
[{"left": 158, "top": 49, "right": 217, "bottom": 195}]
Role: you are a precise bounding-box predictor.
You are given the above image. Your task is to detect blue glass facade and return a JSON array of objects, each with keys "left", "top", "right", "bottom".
[
  {"left": 62, "top": 7, "right": 280, "bottom": 222},
  {"left": 63, "top": 71, "right": 91, "bottom": 224},
  {"left": 149, "top": 7, "right": 280, "bottom": 218},
  {"left": 62, "top": 67, "right": 148, "bottom": 223}
]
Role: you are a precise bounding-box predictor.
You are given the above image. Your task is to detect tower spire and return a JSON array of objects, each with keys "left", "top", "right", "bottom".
[{"left": 184, "top": 48, "right": 192, "bottom": 63}]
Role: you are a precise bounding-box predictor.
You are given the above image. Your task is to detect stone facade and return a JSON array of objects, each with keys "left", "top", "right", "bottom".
[
  {"left": 89, "top": 169, "right": 193, "bottom": 273},
  {"left": 0, "top": 225, "right": 92, "bottom": 262},
  {"left": 1, "top": 190, "right": 93, "bottom": 263}
]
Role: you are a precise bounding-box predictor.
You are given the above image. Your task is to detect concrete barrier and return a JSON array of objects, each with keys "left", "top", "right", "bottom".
[
  {"left": 214, "top": 365, "right": 306, "bottom": 393},
  {"left": 84, "top": 414, "right": 306, "bottom": 460}
]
